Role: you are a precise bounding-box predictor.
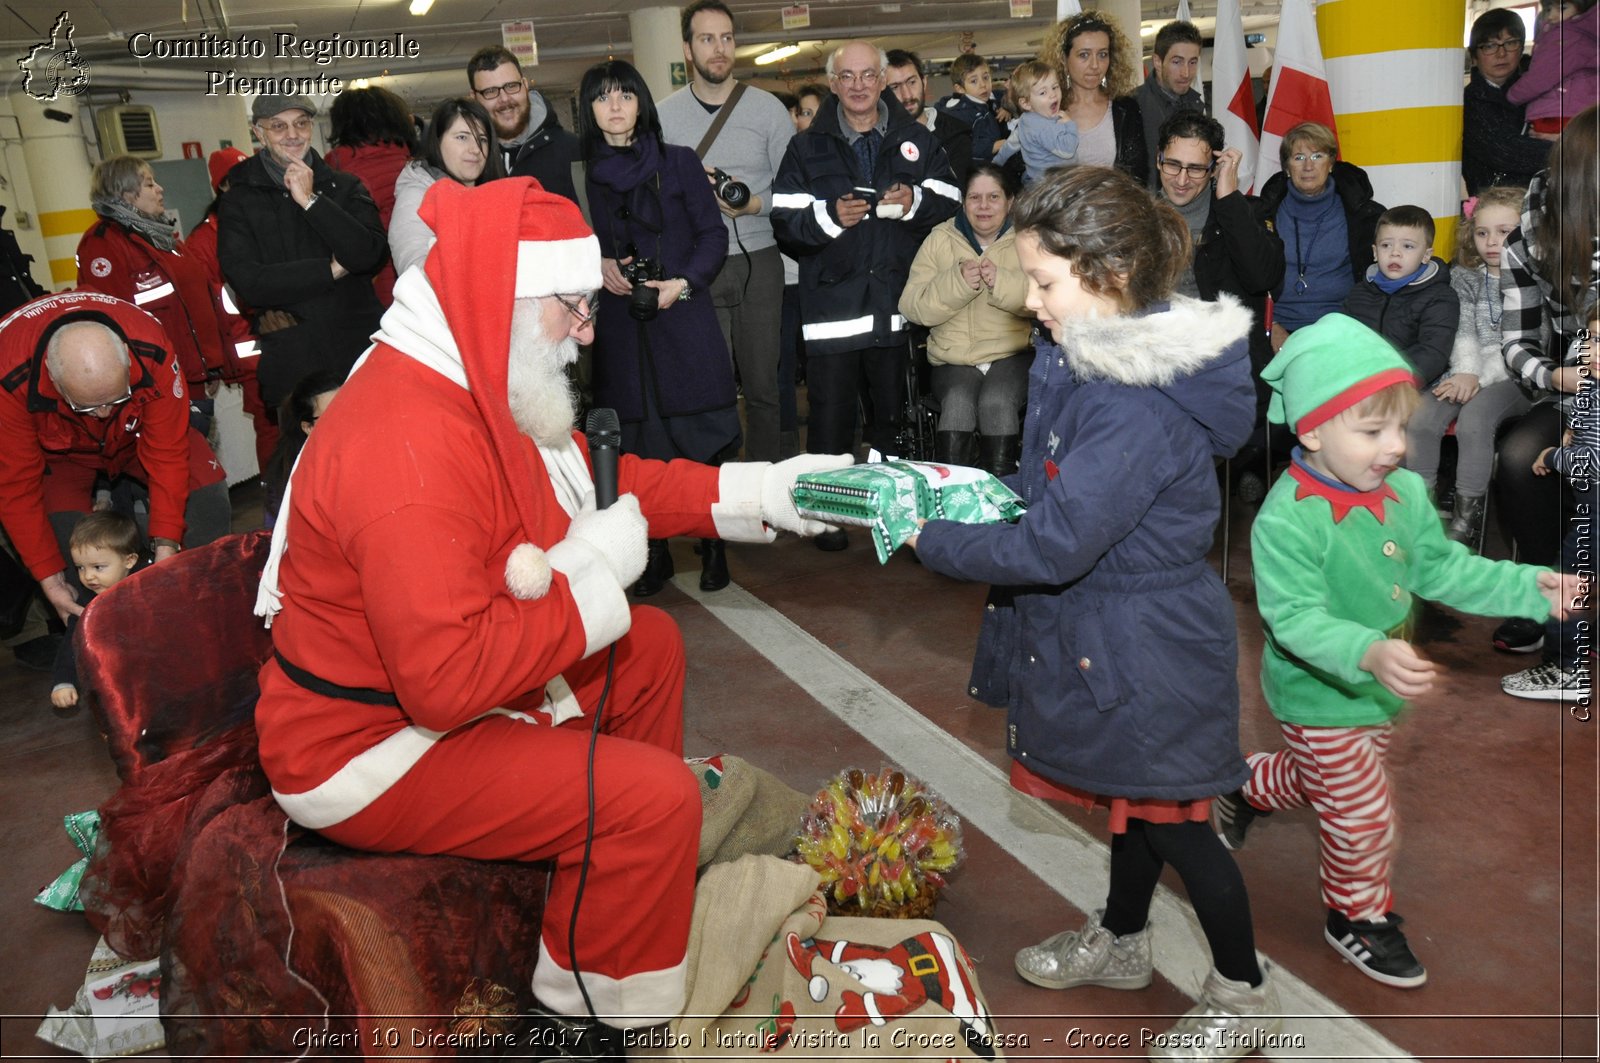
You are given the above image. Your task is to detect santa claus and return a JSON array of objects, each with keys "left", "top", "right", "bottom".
[{"left": 252, "top": 177, "right": 850, "bottom": 1047}]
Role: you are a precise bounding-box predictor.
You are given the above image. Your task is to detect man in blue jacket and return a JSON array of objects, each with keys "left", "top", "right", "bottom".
[{"left": 772, "top": 40, "right": 959, "bottom": 550}]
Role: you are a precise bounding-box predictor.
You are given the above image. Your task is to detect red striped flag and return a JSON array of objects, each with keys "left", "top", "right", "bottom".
[{"left": 1255, "top": 0, "right": 1337, "bottom": 188}]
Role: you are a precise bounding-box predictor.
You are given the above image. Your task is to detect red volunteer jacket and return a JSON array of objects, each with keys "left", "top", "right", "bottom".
[
  {"left": 0, "top": 292, "right": 196, "bottom": 579},
  {"left": 75, "top": 220, "right": 225, "bottom": 387}
]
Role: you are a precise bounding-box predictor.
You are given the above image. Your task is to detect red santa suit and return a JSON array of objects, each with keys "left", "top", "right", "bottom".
[
  {"left": 0, "top": 291, "right": 223, "bottom": 581},
  {"left": 252, "top": 179, "right": 831, "bottom": 1027}
]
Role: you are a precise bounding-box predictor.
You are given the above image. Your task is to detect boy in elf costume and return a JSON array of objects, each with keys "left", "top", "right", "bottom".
[{"left": 1215, "top": 314, "right": 1580, "bottom": 989}]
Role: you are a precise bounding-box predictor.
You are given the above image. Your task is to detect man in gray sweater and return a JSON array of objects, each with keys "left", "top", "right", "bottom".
[
  {"left": 658, "top": 0, "right": 794, "bottom": 462},
  {"left": 1134, "top": 20, "right": 1205, "bottom": 189}
]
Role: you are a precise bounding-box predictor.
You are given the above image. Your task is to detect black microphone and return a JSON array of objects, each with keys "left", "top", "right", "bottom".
[{"left": 585, "top": 408, "right": 621, "bottom": 510}]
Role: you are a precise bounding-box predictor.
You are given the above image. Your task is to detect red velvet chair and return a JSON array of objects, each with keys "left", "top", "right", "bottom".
[{"left": 77, "top": 531, "right": 549, "bottom": 1057}]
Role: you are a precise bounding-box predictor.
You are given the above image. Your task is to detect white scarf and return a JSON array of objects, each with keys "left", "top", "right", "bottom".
[{"left": 254, "top": 268, "right": 594, "bottom": 625}]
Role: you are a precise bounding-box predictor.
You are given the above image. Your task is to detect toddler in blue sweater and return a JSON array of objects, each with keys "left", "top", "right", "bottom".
[{"left": 994, "top": 61, "right": 1079, "bottom": 186}]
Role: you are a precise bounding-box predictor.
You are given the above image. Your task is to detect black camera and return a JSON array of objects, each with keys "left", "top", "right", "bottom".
[
  {"left": 620, "top": 256, "right": 664, "bottom": 321},
  {"left": 711, "top": 168, "right": 751, "bottom": 210}
]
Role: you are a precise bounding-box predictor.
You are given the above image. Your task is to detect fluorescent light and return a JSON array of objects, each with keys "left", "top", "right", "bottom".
[
  {"left": 409, "top": 0, "right": 433, "bottom": 15},
  {"left": 755, "top": 43, "right": 801, "bottom": 65}
]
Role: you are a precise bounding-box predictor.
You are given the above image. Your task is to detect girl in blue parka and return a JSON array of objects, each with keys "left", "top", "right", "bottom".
[{"left": 911, "top": 166, "right": 1275, "bottom": 1061}]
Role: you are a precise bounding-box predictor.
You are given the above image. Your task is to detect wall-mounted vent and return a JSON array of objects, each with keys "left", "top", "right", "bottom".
[{"left": 95, "top": 105, "right": 161, "bottom": 159}]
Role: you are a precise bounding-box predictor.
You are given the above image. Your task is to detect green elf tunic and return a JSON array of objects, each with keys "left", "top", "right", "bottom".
[{"left": 1252, "top": 454, "right": 1553, "bottom": 727}]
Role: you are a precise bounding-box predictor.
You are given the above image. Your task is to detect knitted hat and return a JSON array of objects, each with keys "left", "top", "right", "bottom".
[
  {"left": 416, "top": 178, "right": 602, "bottom": 578},
  {"left": 1261, "top": 313, "right": 1419, "bottom": 433},
  {"left": 207, "top": 147, "right": 248, "bottom": 192}
]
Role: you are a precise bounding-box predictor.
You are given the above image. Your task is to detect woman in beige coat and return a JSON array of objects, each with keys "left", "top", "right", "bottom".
[{"left": 900, "top": 163, "right": 1034, "bottom": 475}]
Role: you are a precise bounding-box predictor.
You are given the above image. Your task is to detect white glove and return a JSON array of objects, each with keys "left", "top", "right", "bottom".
[
  {"left": 565, "top": 493, "right": 649, "bottom": 588},
  {"left": 761, "top": 453, "right": 855, "bottom": 536}
]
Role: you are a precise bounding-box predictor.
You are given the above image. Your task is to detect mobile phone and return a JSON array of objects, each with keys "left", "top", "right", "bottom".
[{"left": 850, "top": 185, "right": 880, "bottom": 206}]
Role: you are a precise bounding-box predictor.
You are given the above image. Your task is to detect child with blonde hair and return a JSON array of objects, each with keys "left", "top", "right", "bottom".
[
  {"left": 1217, "top": 315, "right": 1581, "bottom": 988},
  {"left": 994, "top": 60, "right": 1079, "bottom": 185},
  {"left": 1403, "top": 185, "right": 1532, "bottom": 545}
]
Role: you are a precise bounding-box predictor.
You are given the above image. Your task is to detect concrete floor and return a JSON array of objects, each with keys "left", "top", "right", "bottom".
[{"left": 1, "top": 476, "right": 1595, "bottom": 1062}]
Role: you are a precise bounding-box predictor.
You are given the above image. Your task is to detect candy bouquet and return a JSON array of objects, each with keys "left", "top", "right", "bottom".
[{"left": 793, "top": 767, "right": 964, "bottom": 918}]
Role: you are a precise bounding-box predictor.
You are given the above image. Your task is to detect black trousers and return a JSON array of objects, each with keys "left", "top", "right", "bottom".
[{"left": 804, "top": 344, "right": 907, "bottom": 456}]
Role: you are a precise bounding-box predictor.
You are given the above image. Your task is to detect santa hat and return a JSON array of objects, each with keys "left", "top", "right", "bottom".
[
  {"left": 1262, "top": 313, "right": 1419, "bottom": 433},
  {"left": 417, "top": 178, "right": 602, "bottom": 596},
  {"left": 208, "top": 147, "right": 249, "bottom": 192}
]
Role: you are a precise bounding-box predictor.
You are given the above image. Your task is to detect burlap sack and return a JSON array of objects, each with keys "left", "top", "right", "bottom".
[
  {"left": 691, "top": 755, "right": 812, "bottom": 868},
  {"left": 638, "top": 855, "right": 1005, "bottom": 1061},
  {"left": 689, "top": 756, "right": 757, "bottom": 868}
]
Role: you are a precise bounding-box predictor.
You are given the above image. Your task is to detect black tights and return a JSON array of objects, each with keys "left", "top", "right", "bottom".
[
  {"left": 1100, "top": 819, "right": 1262, "bottom": 986},
  {"left": 1493, "top": 403, "right": 1569, "bottom": 565}
]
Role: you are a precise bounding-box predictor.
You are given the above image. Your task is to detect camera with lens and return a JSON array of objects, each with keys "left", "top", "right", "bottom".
[
  {"left": 620, "top": 256, "right": 665, "bottom": 322},
  {"left": 711, "top": 168, "right": 751, "bottom": 210}
]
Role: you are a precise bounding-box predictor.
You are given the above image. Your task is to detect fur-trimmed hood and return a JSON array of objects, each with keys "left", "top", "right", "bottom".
[{"left": 1059, "top": 293, "right": 1256, "bottom": 458}]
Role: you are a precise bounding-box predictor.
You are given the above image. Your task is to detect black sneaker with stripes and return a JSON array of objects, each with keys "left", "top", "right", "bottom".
[
  {"left": 1324, "top": 910, "right": 1428, "bottom": 988},
  {"left": 1212, "top": 789, "right": 1269, "bottom": 851}
]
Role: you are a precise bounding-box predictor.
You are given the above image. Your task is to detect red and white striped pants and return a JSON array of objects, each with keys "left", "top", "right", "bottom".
[{"left": 1242, "top": 722, "right": 1396, "bottom": 922}]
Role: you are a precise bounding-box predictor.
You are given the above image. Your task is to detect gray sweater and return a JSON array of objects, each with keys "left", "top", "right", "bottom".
[{"left": 658, "top": 83, "right": 795, "bottom": 253}]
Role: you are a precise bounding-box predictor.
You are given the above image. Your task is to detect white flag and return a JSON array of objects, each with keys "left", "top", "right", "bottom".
[
  {"left": 1255, "top": 0, "right": 1337, "bottom": 189},
  {"left": 1054, "top": 0, "right": 1082, "bottom": 18},
  {"left": 1212, "top": 0, "right": 1259, "bottom": 192}
]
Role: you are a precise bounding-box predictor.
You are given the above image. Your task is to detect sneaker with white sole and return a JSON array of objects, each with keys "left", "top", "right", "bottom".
[
  {"left": 1015, "top": 909, "right": 1153, "bottom": 990},
  {"left": 1212, "top": 790, "right": 1270, "bottom": 852},
  {"left": 1502, "top": 661, "right": 1590, "bottom": 701},
  {"left": 1492, "top": 617, "right": 1545, "bottom": 654},
  {"left": 1324, "top": 910, "right": 1427, "bottom": 988},
  {"left": 1147, "top": 965, "right": 1282, "bottom": 1061}
]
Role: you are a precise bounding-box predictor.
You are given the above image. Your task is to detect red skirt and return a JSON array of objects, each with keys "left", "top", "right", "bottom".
[{"left": 1010, "top": 761, "right": 1213, "bottom": 835}]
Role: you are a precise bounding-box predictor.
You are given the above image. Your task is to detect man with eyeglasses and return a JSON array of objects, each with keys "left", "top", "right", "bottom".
[
  {"left": 1133, "top": 20, "right": 1206, "bottom": 190},
  {"left": 1462, "top": 7, "right": 1550, "bottom": 194},
  {"left": 1153, "top": 112, "right": 1285, "bottom": 501},
  {"left": 658, "top": 0, "right": 795, "bottom": 464},
  {"left": 252, "top": 180, "right": 849, "bottom": 1053},
  {"left": 773, "top": 40, "right": 960, "bottom": 549},
  {"left": 0, "top": 291, "right": 229, "bottom": 623},
  {"left": 466, "top": 46, "right": 581, "bottom": 204},
  {"left": 218, "top": 94, "right": 387, "bottom": 409}
]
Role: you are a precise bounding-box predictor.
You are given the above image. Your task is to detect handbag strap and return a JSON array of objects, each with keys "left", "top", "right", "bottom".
[{"left": 694, "top": 80, "right": 748, "bottom": 159}]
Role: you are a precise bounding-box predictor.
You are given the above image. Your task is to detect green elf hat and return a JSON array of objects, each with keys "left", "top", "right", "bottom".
[{"left": 1262, "top": 313, "right": 1419, "bottom": 433}]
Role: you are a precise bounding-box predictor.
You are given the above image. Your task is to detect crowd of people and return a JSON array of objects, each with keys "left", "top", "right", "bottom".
[{"left": 0, "top": 2, "right": 1595, "bottom": 1060}]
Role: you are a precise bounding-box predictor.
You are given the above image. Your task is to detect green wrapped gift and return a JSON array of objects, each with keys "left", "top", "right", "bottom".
[{"left": 791, "top": 459, "right": 1026, "bottom": 563}]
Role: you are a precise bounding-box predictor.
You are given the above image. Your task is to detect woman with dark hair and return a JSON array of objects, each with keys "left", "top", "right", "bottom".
[
  {"left": 1255, "top": 121, "right": 1385, "bottom": 352},
  {"left": 326, "top": 86, "right": 418, "bottom": 306},
  {"left": 1462, "top": 7, "right": 1550, "bottom": 193},
  {"left": 1491, "top": 105, "right": 1600, "bottom": 660},
  {"left": 1037, "top": 10, "right": 1146, "bottom": 184},
  {"left": 579, "top": 59, "right": 738, "bottom": 596},
  {"left": 389, "top": 97, "right": 506, "bottom": 277},
  {"left": 899, "top": 163, "right": 1033, "bottom": 475},
  {"left": 76, "top": 155, "right": 226, "bottom": 398}
]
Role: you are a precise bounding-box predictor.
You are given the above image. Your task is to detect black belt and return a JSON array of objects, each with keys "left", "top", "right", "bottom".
[{"left": 274, "top": 649, "right": 401, "bottom": 708}]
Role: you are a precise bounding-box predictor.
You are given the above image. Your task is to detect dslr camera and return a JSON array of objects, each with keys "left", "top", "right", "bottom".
[
  {"left": 711, "top": 168, "right": 751, "bottom": 210},
  {"left": 620, "top": 256, "right": 665, "bottom": 322}
]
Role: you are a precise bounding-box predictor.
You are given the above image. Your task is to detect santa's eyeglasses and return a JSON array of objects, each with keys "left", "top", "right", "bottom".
[{"left": 552, "top": 291, "right": 597, "bottom": 326}]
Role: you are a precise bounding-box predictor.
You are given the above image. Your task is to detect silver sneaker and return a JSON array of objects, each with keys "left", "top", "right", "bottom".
[
  {"left": 1015, "top": 909, "right": 1153, "bottom": 990},
  {"left": 1147, "top": 966, "right": 1283, "bottom": 1061}
]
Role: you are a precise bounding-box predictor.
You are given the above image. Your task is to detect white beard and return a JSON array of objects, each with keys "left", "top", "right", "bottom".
[{"left": 506, "top": 302, "right": 580, "bottom": 447}]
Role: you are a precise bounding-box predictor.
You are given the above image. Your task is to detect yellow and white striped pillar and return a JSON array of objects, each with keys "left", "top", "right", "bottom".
[
  {"left": 10, "top": 92, "right": 95, "bottom": 290},
  {"left": 1317, "top": 0, "right": 1465, "bottom": 258}
]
